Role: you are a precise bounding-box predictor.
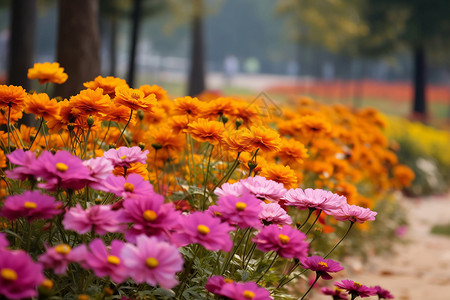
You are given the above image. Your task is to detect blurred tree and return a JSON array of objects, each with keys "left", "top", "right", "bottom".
[
  {"left": 7, "top": 0, "right": 37, "bottom": 90},
  {"left": 54, "top": 0, "right": 100, "bottom": 98},
  {"left": 188, "top": 0, "right": 205, "bottom": 96}
]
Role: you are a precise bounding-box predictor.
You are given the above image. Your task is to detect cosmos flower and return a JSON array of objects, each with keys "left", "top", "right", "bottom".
[
  {"left": 239, "top": 176, "right": 287, "bottom": 203},
  {"left": 253, "top": 224, "right": 308, "bottom": 259},
  {"left": 27, "top": 62, "right": 68, "bottom": 84},
  {"left": 39, "top": 244, "right": 87, "bottom": 274},
  {"left": 0, "top": 248, "right": 44, "bottom": 299},
  {"left": 259, "top": 202, "right": 292, "bottom": 226},
  {"left": 373, "top": 286, "right": 394, "bottom": 299},
  {"left": 299, "top": 256, "right": 344, "bottom": 280},
  {"left": 5, "top": 149, "right": 38, "bottom": 180},
  {"left": 103, "top": 146, "right": 149, "bottom": 168},
  {"left": 205, "top": 277, "right": 272, "bottom": 300},
  {"left": 321, "top": 287, "right": 347, "bottom": 299},
  {"left": 63, "top": 204, "right": 126, "bottom": 235},
  {"left": 215, "top": 193, "right": 263, "bottom": 229},
  {"left": 121, "top": 235, "right": 183, "bottom": 289},
  {"left": 330, "top": 204, "right": 377, "bottom": 223},
  {"left": 0, "top": 191, "right": 62, "bottom": 222},
  {"left": 172, "top": 211, "right": 234, "bottom": 252},
  {"left": 335, "top": 279, "right": 377, "bottom": 298},
  {"left": 84, "top": 239, "right": 129, "bottom": 283},
  {"left": 83, "top": 156, "right": 114, "bottom": 190},
  {"left": 0, "top": 233, "right": 8, "bottom": 249},
  {"left": 282, "top": 188, "right": 347, "bottom": 214},
  {"left": 100, "top": 173, "right": 154, "bottom": 199}
]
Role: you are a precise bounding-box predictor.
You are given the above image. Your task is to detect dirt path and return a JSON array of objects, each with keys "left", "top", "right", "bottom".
[{"left": 311, "top": 194, "right": 450, "bottom": 300}]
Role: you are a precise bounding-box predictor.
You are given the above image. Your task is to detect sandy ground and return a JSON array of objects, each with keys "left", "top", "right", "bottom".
[{"left": 310, "top": 194, "right": 450, "bottom": 300}]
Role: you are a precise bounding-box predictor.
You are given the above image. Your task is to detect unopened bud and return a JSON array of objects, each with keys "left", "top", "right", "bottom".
[
  {"left": 235, "top": 119, "right": 243, "bottom": 129},
  {"left": 67, "top": 123, "right": 75, "bottom": 132},
  {"left": 137, "top": 110, "right": 144, "bottom": 121},
  {"left": 151, "top": 143, "right": 162, "bottom": 150},
  {"left": 138, "top": 142, "right": 146, "bottom": 151},
  {"left": 50, "top": 148, "right": 57, "bottom": 155},
  {"left": 221, "top": 116, "right": 229, "bottom": 124},
  {"left": 86, "top": 116, "right": 94, "bottom": 127},
  {"left": 248, "top": 160, "right": 258, "bottom": 170},
  {"left": 109, "top": 143, "right": 116, "bottom": 149}
]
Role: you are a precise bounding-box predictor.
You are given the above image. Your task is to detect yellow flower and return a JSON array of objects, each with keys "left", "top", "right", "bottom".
[{"left": 27, "top": 62, "right": 68, "bottom": 84}]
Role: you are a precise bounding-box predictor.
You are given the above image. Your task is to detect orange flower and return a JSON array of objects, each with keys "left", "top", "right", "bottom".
[
  {"left": 187, "top": 118, "right": 225, "bottom": 145},
  {"left": 83, "top": 76, "right": 127, "bottom": 97},
  {"left": 113, "top": 162, "right": 149, "bottom": 180},
  {"left": 69, "top": 88, "right": 111, "bottom": 118},
  {"left": 173, "top": 96, "right": 204, "bottom": 117},
  {"left": 24, "top": 93, "right": 60, "bottom": 120},
  {"left": 223, "top": 129, "right": 256, "bottom": 153},
  {"left": 202, "top": 97, "right": 236, "bottom": 118},
  {"left": 0, "top": 85, "right": 27, "bottom": 110},
  {"left": 0, "top": 107, "right": 23, "bottom": 125},
  {"left": 277, "top": 138, "right": 309, "bottom": 166},
  {"left": 240, "top": 126, "right": 281, "bottom": 152},
  {"left": 139, "top": 84, "right": 169, "bottom": 101},
  {"left": 239, "top": 152, "right": 267, "bottom": 174},
  {"left": 393, "top": 164, "right": 415, "bottom": 187},
  {"left": 103, "top": 105, "right": 136, "bottom": 125},
  {"left": 260, "top": 163, "right": 298, "bottom": 189},
  {"left": 232, "top": 101, "right": 261, "bottom": 127},
  {"left": 147, "top": 127, "right": 185, "bottom": 154},
  {"left": 169, "top": 116, "right": 189, "bottom": 134},
  {"left": 27, "top": 62, "right": 68, "bottom": 84},
  {"left": 114, "top": 85, "right": 156, "bottom": 112},
  {"left": 0, "top": 149, "right": 6, "bottom": 168}
]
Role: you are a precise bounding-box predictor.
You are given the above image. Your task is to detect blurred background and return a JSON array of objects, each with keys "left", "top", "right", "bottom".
[{"left": 0, "top": 0, "right": 450, "bottom": 125}]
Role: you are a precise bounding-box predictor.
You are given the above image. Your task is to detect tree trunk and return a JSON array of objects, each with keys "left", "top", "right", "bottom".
[
  {"left": 7, "top": 0, "right": 36, "bottom": 90},
  {"left": 412, "top": 46, "right": 427, "bottom": 119},
  {"left": 54, "top": 0, "right": 100, "bottom": 98},
  {"left": 188, "top": 0, "right": 206, "bottom": 97},
  {"left": 127, "top": 0, "right": 142, "bottom": 88},
  {"left": 110, "top": 16, "right": 118, "bottom": 77}
]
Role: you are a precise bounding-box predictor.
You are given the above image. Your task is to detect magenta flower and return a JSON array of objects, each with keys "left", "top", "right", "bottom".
[
  {"left": 0, "top": 191, "right": 62, "bottom": 221},
  {"left": 5, "top": 149, "right": 37, "bottom": 180},
  {"left": 215, "top": 181, "right": 245, "bottom": 197},
  {"left": 38, "top": 244, "right": 87, "bottom": 274},
  {"left": 0, "top": 248, "right": 44, "bottom": 299},
  {"left": 259, "top": 202, "right": 292, "bottom": 226},
  {"left": 299, "top": 255, "right": 344, "bottom": 280},
  {"left": 83, "top": 156, "right": 114, "bottom": 189},
  {"left": 335, "top": 279, "right": 377, "bottom": 298},
  {"left": 119, "top": 194, "right": 179, "bottom": 242},
  {"left": 206, "top": 279, "right": 273, "bottom": 300},
  {"left": 321, "top": 287, "right": 347, "bottom": 299},
  {"left": 253, "top": 224, "right": 308, "bottom": 259},
  {"left": 282, "top": 188, "right": 347, "bottom": 214},
  {"left": 373, "top": 286, "right": 394, "bottom": 299},
  {"left": 239, "top": 176, "right": 287, "bottom": 202},
  {"left": 172, "top": 211, "right": 234, "bottom": 252},
  {"left": 0, "top": 233, "right": 8, "bottom": 249},
  {"left": 84, "top": 239, "right": 128, "bottom": 283},
  {"left": 32, "top": 150, "right": 91, "bottom": 191},
  {"left": 63, "top": 204, "right": 126, "bottom": 235},
  {"left": 205, "top": 275, "right": 229, "bottom": 294},
  {"left": 216, "top": 193, "right": 262, "bottom": 229},
  {"left": 103, "top": 146, "right": 149, "bottom": 168},
  {"left": 121, "top": 234, "right": 183, "bottom": 289},
  {"left": 100, "top": 173, "right": 154, "bottom": 199},
  {"left": 330, "top": 204, "right": 377, "bottom": 223}
]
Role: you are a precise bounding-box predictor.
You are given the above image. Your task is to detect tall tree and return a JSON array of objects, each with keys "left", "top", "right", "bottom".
[
  {"left": 188, "top": 0, "right": 205, "bottom": 96},
  {"left": 7, "top": 0, "right": 37, "bottom": 90},
  {"left": 54, "top": 0, "right": 100, "bottom": 98}
]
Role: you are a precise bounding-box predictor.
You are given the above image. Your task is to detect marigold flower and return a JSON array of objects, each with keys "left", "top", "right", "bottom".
[
  {"left": 0, "top": 85, "right": 27, "bottom": 110},
  {"left": 393, "top": 164, "right": 415, "bottom": 187},
  {"left": 202, "top": 97, "right": 236, "bottom": 118},
  {"left": 278, "top": 138, "right": 309, "bottom": 166},
  {"left": 240, "top": 126, "right": 281, "bottom": 152},
  {"left": 114, "top": 85, "right": 156, "bottom": 112},
  {"left": 169, "top": 115, "right": 189, "bottom": 133},
  {"left": 69, "top": 88, "right": 111, "bottom": 118},
  {"left": 223, "top": 129, "right": 256, "bottom": 153},
  {"left": 83, "top": 76, "right": 127, "bottom": 97},
  {"left": 232, "top": 101, "right": 261, "bottom": 127},
  {"left": 103, "top": 105, "right": 136, "bottom": 125},
  {"left": 139, "top": 84, "right": 169, "bottom": 101},
  {"left": 24, "top": 93, "right": 60, "bottom": 120},
  {"left": 187, "top": 118, "right": 225, "bottom": 145},
  {"left": 260, "top": 164, "right": 298, "bottom": 189},
  {"left": 27, "top": 62, "right": 68, "bottom": 84},
  {"left": 173, "top": 96, "right": 204, "bottom": 116}
]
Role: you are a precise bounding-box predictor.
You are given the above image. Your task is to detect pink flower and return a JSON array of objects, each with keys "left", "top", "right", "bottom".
[
  {"left": 84, "top": 239, "right": 128, "bottom": 283},
  {"left": 172, "top": 211, "right": 234, "bottom": 252},
  {"left": 0, "top": 248, "right": 44, "bottom": 299},
  {"left": 121, "top": 235, "right": 183, "bottom": 289},
  {"left": 373, "top": 286, "right": 394, "bottom": 299},
  {"left": 0, "top": 191, "right": 62, "bottom": 221},
  {"left": 83, "top": 156, "right": 114, "bottom": 189},
  {"left": 330, "top": 204, "right": 377, "bottom": 223},
  {"left": 205, "top": 275, "right": 228, "bottom": 294},
  {"left": 0, "top": 233, "right": 8, "bottom": 249},
  {"left": 215, "top": 181, "right": 245, "bottom": 197},
  {"left": 216, "top": 193, "right": 262, "bottom": 229},
  {"left": 321, "top": 287, "right": 347, "bottom": 299},
  {"left": 63, "top": 204, "right": 126, "bottom": 235},
  {"left": 5, "top": 149, "right": 37, "bottom": 180},
  {"left": 299, "top": 255, "right": 344, "bottom": 280},
  {"left": 100, "top": 174, "right": 154, "bottom": 199},
  {"left": 335, "top": 279, "right": 377, "bottom": 298},
  {"left": 119, "top": 195, "right": 179, "bottom": 242},
  {"left": 253, "top": 224, "right": 308, "bottom": 259},
  {"left": 259, "top": 202, "right": 292, "bottom": 226},
  {"left": 103, "top": 146, "right": 149, "bottom": 168},
  {"left": 205, "top": 277, "right": 273, "bottom": 300},
  {"left": 282, "top": 188, "right": 347, "bottom": 214},
  {"left": 39, "top": 244, "right": 87, "bottom": 274},
  {"left": 32, "top": 150, "right": 91, "bottom": 191}
]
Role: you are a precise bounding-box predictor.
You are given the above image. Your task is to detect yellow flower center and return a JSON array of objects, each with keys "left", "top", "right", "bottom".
[
  {"left": 56, "top": 162, "right": 68, "bottom": 172},
  {"left": 278, "top": 234, "right": 290, "bottom": 244},
  {"left": 24, "top": 201, "right": 37, "bottom": 209},
  {"left": 263, "top": 200, "right": 271, "bottom": 204},
  {"left": 197, "top": 224, "right": 210, "bottom": 235},
  {"left": 0, "top": 268, "right": 17, "bottom": 281},
  {"left": 214, "top": 211, "right": 222, "bottom": 217},
  {"left": 236, "top": 202, "right": 247, "bottom": 211},
  {"left": 41, "top": 279, "right": 54, "bottom": 290},
  {"left": 78, "top": 294, "right": 90, "bottom": 300},
  {"left": 143, "top": 210, "right": 157, "bottom": 222},
  {"left": 124, "top": 182, "right": 135, "bottom": 192},
  {"left": 354, "top": 282, "right": 362, "bottom": 288},
  {"left": 318, "top": 261, "right": 328, "bottom": 268},
  {"left": 107, "top": 255, "right": 121, "bottom": 265},
  {"left": 131, "top": 92, "right": 141, "bottom": 100},
  {"left": 146, "top": 257, "right": 159, "bottom": 268},
  {"left": 243, "top": 290, "right": 255, "bottom": 299},
  {"left": 224, "top": 278, "right": 234, "bottom": 284},
  {"left": 120, "top": 155, "right": 127, "bottom": 160},
  {"left": 55, "top": 244, "right": 71, "bottom": 255}
]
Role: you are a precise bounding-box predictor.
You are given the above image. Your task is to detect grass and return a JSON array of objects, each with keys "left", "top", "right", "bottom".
[{"left": 431, "top": 223, "right": 450, "bottom": 237}]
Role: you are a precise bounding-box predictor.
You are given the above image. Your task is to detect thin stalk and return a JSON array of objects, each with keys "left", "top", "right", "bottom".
[
  {"left": 297, "top": 208, "right": 315, "bottom": 230},
  {"left": 99, "top": 120, "right": 112, "bottom": 149},
  {"left": 299, "top": 273, "right": 320, "bottom": 300},
  {"left": 211, "top": 152, "right": 241, "bottom": 192},
  {"left": 201, "top": 144, "right": 214, "bottom": 210},
  {"left": 323, "top": 221, "right": 354, "bottom": 259},
  {"left": 304, "top": 210, "right": 322, "bottom": 235},
  {"left": 83, "top": 125, "right": 92, "bottom": 159},
  {"left": 6, "top": 103, "right": 11, "bottom": 154},
  {"left": 115, "top": 109, "right": 133, "bottom": 145},
  {"left": 256, "top": 252, "right": 279, "bottom": 284}
]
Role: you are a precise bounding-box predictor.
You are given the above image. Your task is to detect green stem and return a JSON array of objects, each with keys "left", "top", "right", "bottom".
[
  {"left": 304, "top": 210, "right": 322, "bottom": 235},
  {"left": 297, "top": 208, "right": 315, "bottom": 230},
  {"left": 201, "top": 144, "right": 214, "bottom": 210},
  {"left": 6, "top": 103, "right": 11, "bottom": 154},
  {"left": 83, "top": 125, "right": 92, "bottom": 159},
  {"left": 99, "top": 120, "right": 112, "bottom": 149},
  {"left": 115, "top": 109, "right": 133, "bottom": 146},
  {"left": 299, "top": 273, "right": 320, "bottom": 300},
  {"left": 256, "top": 252, "right": 279, "bottom": 284},
  {"left": 323, "top": 221, "right": 354, "bottom": 259},
  {"left": 211, "top": 152, "right": 241, "bottom": 193}
]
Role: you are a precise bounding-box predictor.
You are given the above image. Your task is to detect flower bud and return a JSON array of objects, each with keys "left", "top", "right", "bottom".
[
  {"left": 221, "top": 116, "right": 229, "bottom": 124},
  {"left": 137, "top": 109, "right": 144, "bottom": 121},
  {"left": 235, "top": 119, "right": 243, "bottom": 129},
  {"left": 151, "top": 143, "right": 162, "bottom": 150},
  {"left": 86, "top": 116, "right": 94, "bottom": 127},
  {"left": 109, "top": 143, "right": 116, "bottom": 149}
]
